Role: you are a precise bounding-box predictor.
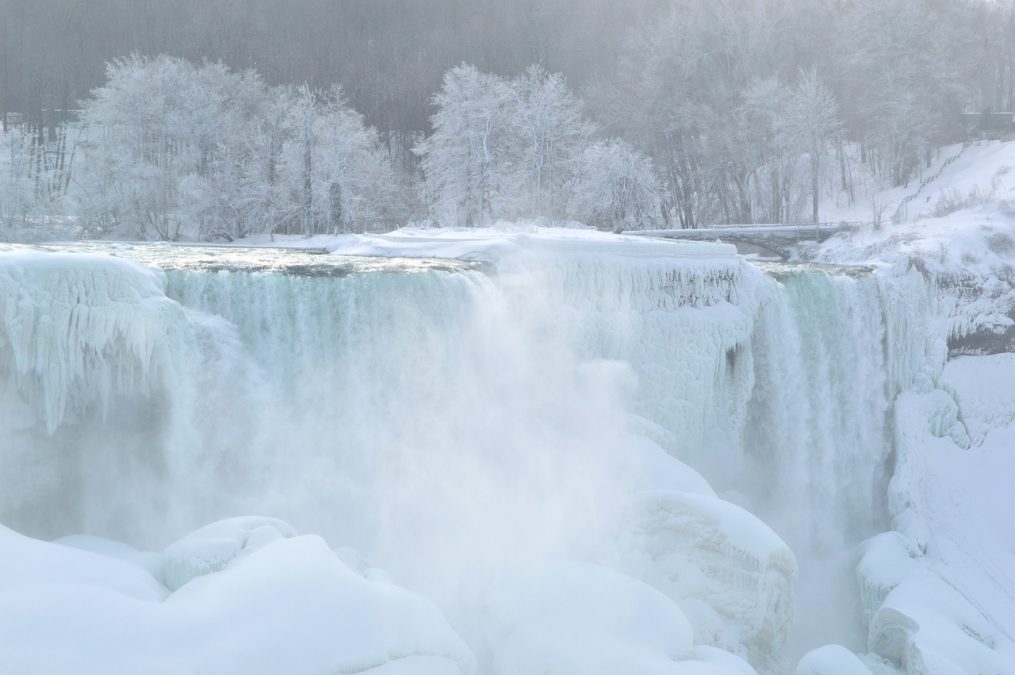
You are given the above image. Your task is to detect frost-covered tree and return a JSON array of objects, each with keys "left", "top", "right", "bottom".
[
  {"left": 834, "top": 0, "right": 978, "bottom": 186},
  {"left": 278, "top": 85, "right": 399, "bottom": 235},
  {"left": 0, "top": 128, "right": 35, "bottom": 229},
  {"left": 76, "top": 55, "right": 225, "bottom": 239},
  {"left": 418, "top": 63, "right": 609, "bottom": 227},
  {"left": 737, "top": 77, "right": 797, "bottom": 224},
  {"left": 74, "top": 55, "right": 397, "bottom": 240},
  {"left": 779, "top": 70, "right": 843, "bottom": 224},
  {"left": 504, "top": 65, "right": 596, "bottom": 220},
  {"left": 0, "top": 121, "right": 78, "bottom": 232},
  {"left": 569, "top": 140, "right": 661, "bottom": 233},
  {"left": 198, "top": 70, "right": 278, "bottom": 240},
  {"left": 416, "top": 64, "right": 513, "bottom": 227}
]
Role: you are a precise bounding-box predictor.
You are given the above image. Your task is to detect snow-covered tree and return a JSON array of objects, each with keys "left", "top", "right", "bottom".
[
  {"left": 569, "top": 140, "right": 661, "bottom": 233},
  {"left": 779, "top": 70, "right": 843, "bottom": 224},
  {"left": 76, "top": 55, "right": 223, "bottom": 239},
  {"left": 74, "top": 56, "right": 397, "bottom": 240},
  {"left": 418, "top": 63, "right": 608, "bottom": 227},
  {"left": 277, "top": 85, "right": 399, "bottom": 235},
  {"left": 0, "top": 120, "right": 79, "bottom": 232},
  {"left": 0, "top": 128, "right": 35, "bottom": 229},
  {"left": 416, "top": 64, "right": 513, "bottom": 227},
  {"left": 503, "top": 65, "right": 596, "bottom": 220},
  {"left": 737, "top": 77, "right": 797, "bottom": 224}
]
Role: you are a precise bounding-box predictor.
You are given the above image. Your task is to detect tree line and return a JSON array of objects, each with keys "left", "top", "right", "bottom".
[{"left": 0, "top": 0, "right": 1010, "bottom": 237}]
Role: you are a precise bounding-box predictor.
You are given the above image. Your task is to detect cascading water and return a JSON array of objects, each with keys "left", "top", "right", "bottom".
[
  {"left": 0, "top": 237, "right": 945, "bottom": 673},
  {"left": 741, "top": 269, "right": 894, "bottom": 655}
]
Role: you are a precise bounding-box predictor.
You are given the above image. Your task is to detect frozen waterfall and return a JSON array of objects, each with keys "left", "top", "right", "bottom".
[{"left": 0, "top": 237, "right": 948, "bottom": 674}]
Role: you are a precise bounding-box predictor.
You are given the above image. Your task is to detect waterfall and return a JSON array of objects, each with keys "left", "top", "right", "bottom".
[{"left": 0, "top": 241, "right": 944, "bottom": 672}]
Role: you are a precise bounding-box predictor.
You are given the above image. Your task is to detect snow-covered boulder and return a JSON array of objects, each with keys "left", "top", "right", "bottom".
[
  {"left": 795, "top": 645, "right": 873, "bottom": 675},
  {"left": 161, "top": 516, "right": 297, "bottom": 590},
  {"left": 869, "top": 569, "right": 1015, "bottom": 675},
  {"left": 0, "top": 521, "right": 474, "bottom": 675},
  {"left": 483, "top": 561, "right": 754, "bottom": 675},
  {"left": 856, "top": 532, "right": 921, "bottom": 625},
  {"left": 620, "top": 490, "right": 798, "bottom": 670}
]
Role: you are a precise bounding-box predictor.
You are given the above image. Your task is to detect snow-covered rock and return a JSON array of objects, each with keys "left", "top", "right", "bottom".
[
  {"left": 0, "top": 522, "right": 474, "bottom": 675},
  {"left": 160, "top": 516, "right": 297, "bottom": 591},
  {"left": 621, "top": 490, "right": 797, "bottom": 670},
  {"left": 795, "top": 645, "right": 872, "bottom": 675}
]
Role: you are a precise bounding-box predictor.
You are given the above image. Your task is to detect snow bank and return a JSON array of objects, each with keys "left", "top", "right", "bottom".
[
  {"left": 795, "top": 645, "right": 872, "bottom": 675},
  {"left": 485, "top": 561, "right": 697, "bottom": 675},
  {"left": 857, "top": 352, "right": 1015, "bottom": 673},
  {"left": 820, "top": 140, "right": 1015, "bottom": 226},
  {"left": 0, "top": 520, "right": 474, "bottom": 675},
  {"left": 161, "top": 516, "right": 297, "bottom": 591}
]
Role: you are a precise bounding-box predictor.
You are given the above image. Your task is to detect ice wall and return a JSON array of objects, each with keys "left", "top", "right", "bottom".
[{"left": 0, "top": 252, "right": 189, "bottom": 539}]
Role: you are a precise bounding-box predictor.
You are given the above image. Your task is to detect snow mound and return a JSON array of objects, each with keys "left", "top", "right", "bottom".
[
  {"left": 856, "top": 532, "right": 920, "bottom": 626},
  {"left": 0, "top": 525, "right": 166, "bottom": 603},
  {"left": 871, "top": 569, "right": 1015, "bottom": 675},
  {"left": 0, "top": 522, "right": 474, "bottom": 675},
  {"left": 161, "top": 516, "right": 297, "bottom": 591},
  {"left": 56, "top": 533, "right": 165, "bottom": 580},
  {"left": 483, "top": 561, "right": 754, "bottom": 675},
  {"left": 795, "top": 645, "right": 872, "bottom": 675}
]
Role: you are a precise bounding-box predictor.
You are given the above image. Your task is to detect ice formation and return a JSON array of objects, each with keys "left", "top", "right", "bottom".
[
  {"left": 1, "top": 219, "right": 1013, "bottom": 673},
  {"left": 0, "top": 250, "right": 179, "bottom": 432}
]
